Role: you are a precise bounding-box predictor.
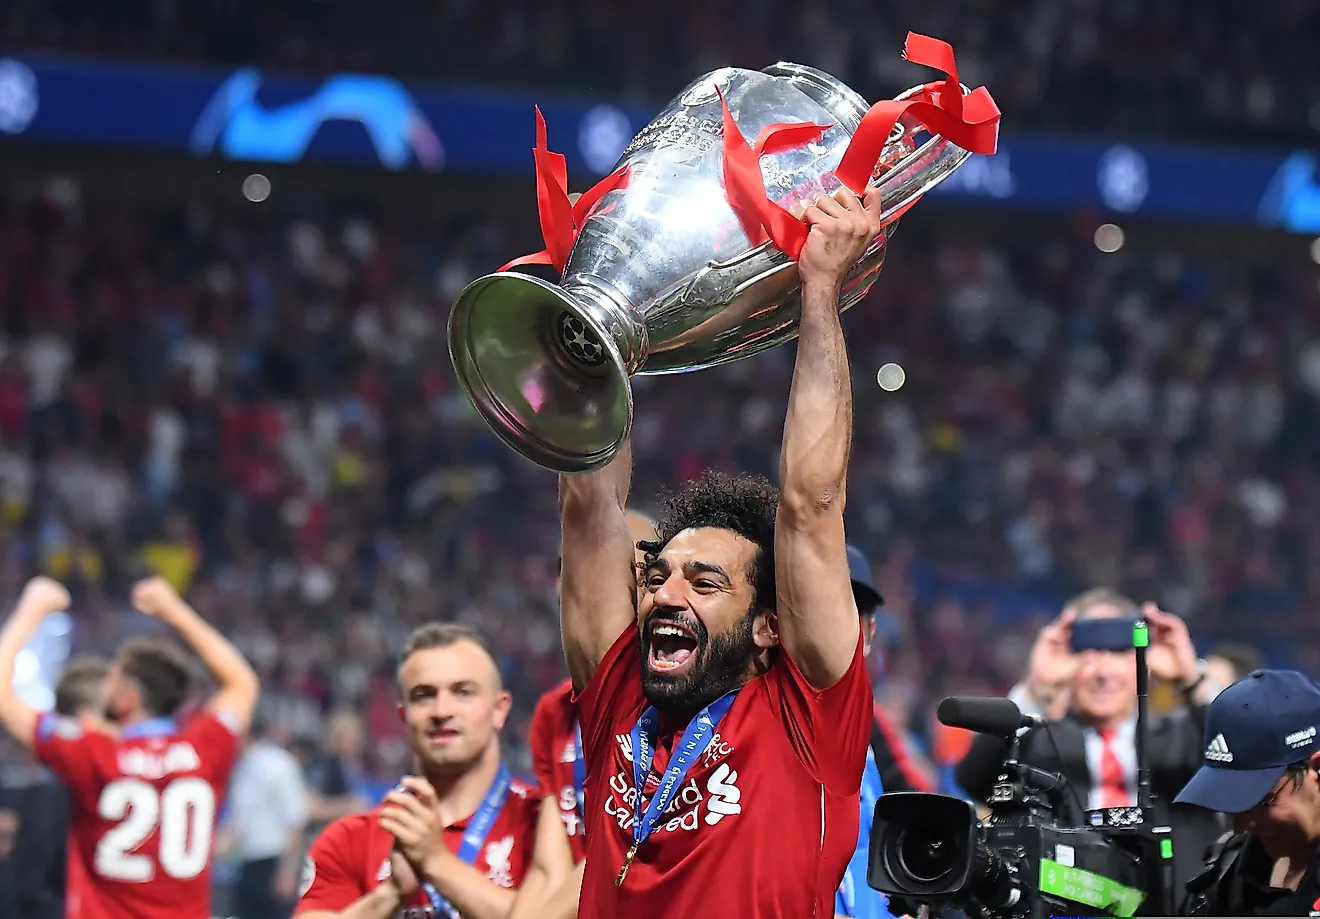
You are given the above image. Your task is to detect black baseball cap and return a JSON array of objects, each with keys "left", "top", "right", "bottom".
[
  {"left": 847, "top": 544, "right": 883, "bottom": 611},
  {"left": 1175, "top": 669, "right": 1320, "bottom": 814}
]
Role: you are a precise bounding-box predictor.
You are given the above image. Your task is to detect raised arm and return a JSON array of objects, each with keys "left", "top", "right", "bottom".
[
  {"left": 131, "top": 576, "right": 260, "bottom": 733},
  {"left": 0, "top": 577, "right": 72, "bottom": 749},
  {"left": 559, "top": 440, "right": 638, "bottom": 691},
  {"left": 774, "top": 186, "right": 883, "bottom": 689}
]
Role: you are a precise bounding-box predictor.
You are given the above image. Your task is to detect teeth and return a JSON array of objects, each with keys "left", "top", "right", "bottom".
[{"left": 653, "top": 625, "right": 689, "bottom": 638}]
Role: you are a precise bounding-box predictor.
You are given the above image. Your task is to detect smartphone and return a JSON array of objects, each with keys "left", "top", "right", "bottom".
[{"left": 1069, "top": 615, "right": 1139, "bottom": 653}]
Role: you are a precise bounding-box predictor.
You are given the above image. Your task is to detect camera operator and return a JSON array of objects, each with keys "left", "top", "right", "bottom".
[
  {"left": 955, "top": 588, "right": 1225, "bottom": 894},
  {"left": 1176, "top": 670, "right": 1320, "bottom": 916}
]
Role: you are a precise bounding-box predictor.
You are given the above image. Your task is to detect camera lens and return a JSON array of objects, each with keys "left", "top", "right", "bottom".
[{"left": 895, "top": 826, "right": 958, "bottom": 884}]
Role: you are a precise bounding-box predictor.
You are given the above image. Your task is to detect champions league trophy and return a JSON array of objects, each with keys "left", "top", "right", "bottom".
[{"left": 448, "top": 34, "right": 1000, "bottom": 473}]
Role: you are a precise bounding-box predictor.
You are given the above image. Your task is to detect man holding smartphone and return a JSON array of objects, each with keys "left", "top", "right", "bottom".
[{"left": 955, "top": 587, "right": 1225, "bottom": 896}]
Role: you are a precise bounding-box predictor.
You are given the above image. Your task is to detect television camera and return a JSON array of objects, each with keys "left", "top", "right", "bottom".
[{"left": 866, "top": 620, "right": 1179, "bottom": 919}]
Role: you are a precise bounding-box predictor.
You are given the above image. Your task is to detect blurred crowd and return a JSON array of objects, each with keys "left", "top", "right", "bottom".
[
  {"left": 4, "top": 0, "right": 1320, "bottom": 145},
  {"left": 0, "top": 167, "right": 1314, "bottom": 794}
]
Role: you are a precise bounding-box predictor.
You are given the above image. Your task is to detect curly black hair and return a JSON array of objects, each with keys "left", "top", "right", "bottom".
[{"left": 640, "top": 470, "right": 780, "bottom": 611}]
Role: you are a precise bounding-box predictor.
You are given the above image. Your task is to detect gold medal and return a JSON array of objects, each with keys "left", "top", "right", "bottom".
[{"left": 615, "top": 843, "right": 639, "bottom": 887}]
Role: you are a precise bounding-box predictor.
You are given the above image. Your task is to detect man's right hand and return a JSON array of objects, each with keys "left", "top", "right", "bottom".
[
  {"left": 18, "top": 577, "right": 71, "bottom": 617},
  {"left": 1024, "top": 609, "right": 1076, "bottom": 718}
]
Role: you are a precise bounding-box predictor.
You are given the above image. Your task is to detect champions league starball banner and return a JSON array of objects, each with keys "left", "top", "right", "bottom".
[{"left": 0, "top": 51, "right": 1318, "bottom": 232}]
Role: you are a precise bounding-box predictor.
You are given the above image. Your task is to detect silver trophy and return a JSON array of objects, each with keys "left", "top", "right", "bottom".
[{"left": 448, "top": 64, "right": 975, "bottom": 473}]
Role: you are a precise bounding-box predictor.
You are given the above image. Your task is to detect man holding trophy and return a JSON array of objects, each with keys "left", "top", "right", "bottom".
[
  {"left": 446, "top": 31, "right": 998, "bottom": 916},
  {"left": 555, "top": 179, "right": 881, "bottom": 919}
]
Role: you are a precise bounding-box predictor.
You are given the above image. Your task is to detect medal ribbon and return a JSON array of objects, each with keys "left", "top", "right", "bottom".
[
  {"left": 718, "top": 31, "right": 1001, "bottom": 261},
  {"left": 418, "top": 763, "right": 511, "bottom": 918},
  {"left": 628, "top": 691, "right": 738, "bottom": 857},
  {"left": 499, "top": 107, "right": 632, "bottom": 274}
]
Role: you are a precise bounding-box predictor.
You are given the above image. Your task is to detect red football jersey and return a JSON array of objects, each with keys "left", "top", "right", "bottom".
[
  {"left": 576, "top": 623, "right": 872, "bottom": 919},
  {"left": 528, "top": 678, "right": 586, "bottom": 861},
  {"left": 295, "top": 775, "right": 541, "bottom": 918},
  {"left": 32, "top": 709, "right": 241, "bottom": 919}
]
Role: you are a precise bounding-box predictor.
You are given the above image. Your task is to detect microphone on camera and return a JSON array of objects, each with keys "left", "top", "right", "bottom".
[{"left": 937, "top": 696, "right": 1046, "bottom": 736}]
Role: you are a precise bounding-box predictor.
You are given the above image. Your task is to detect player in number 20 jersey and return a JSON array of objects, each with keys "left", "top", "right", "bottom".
[
  {"left": 35, "top": 708, "right": 242, "bottom": 919},
  {"left": 0, "top": 576, "right": 260, "bottom": 919}
]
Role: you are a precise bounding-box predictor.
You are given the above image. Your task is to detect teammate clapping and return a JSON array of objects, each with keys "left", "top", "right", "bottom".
[{"left": 295, "top": 624, "right": 547, "bottom": 919}]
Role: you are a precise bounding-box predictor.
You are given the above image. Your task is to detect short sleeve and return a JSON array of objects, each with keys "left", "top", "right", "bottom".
[
  {"left": 571, "top": 624, "right": 642, "bottom": 765},
  {"left": 294, "top": 817, "right": 369, "bottom": 914},
  {"left": 528, "top": 691, "right": 559, "bottom": 799},
  {"left": 32, "top": 714, "right": 109, "bottom": 795},
  {"left": 769, "top": 630, "right": 873, "bottom": 794}
]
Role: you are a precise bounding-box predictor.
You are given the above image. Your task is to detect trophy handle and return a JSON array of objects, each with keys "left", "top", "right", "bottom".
[
  {"left": 688, "top": 82, "right": 972, "bottom": 273},
  {"left": 868, "top": 83, "right": 976, "bottom": 227}
]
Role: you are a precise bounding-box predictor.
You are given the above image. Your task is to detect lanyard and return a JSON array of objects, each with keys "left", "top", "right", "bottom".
[
  {"left": 573, "top": 721, "right": 586, "bottom": 818},
  {"left": 617, "top": 690, "right": 738, "bottom": 886},
  {"left": 420, "top": 763, "right": 511, "bottom": 918}
]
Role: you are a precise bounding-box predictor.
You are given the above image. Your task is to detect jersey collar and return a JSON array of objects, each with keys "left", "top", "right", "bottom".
[{"left": 121, "top": 716, "right": 178, "bottom": 739}]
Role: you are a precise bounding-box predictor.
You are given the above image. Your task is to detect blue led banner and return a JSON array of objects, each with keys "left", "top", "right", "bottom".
[{"left": 0, "top": 52, "right": 1317, "bottom": 232}]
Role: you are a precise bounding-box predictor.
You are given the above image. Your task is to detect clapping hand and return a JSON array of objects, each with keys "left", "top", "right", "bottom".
[{"left": 380, "top": 777, "right": 446, "bottom": 876}]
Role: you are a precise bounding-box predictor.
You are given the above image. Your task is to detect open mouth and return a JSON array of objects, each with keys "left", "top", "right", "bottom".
[{"left": 647, "top": 619, "right": 699, "bottom": 674}]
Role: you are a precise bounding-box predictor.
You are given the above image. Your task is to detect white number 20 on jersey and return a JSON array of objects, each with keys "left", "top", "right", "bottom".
[{"left": 95, "top": 777, "right": 216, "bottom": 882}]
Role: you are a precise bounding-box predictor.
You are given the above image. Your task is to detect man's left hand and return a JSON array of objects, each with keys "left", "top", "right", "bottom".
[
  {"left": 380, "top": 777, "right": 446, "bottom": 873},
  {"left": 1143, "top": 602, "right": 1200, "bottom": 687},
  {"left": 796, "top": 185, "right": 883, "bottom": 291}
]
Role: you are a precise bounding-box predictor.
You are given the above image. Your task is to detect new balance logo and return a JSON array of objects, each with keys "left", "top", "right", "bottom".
[
  {"left": 1205, "top": 733, "right": 1234, "bottom": 763},
  {"left": 616, "top": 733, "right": 634, "bottom": 764}
]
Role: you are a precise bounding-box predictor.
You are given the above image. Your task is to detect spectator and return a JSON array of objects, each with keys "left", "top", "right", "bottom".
[
  {"left": 299, "top": 709, "right": 368, "bottom": 841},
  {"left": 224, "top": 716, "right": 310, "bottom": 919}
]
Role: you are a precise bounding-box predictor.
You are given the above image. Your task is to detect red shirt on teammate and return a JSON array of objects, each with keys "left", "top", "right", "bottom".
[
  {"left": 297, "top": 784, "right": 542, "bottom": 918},
  {"left": 531, "top": 679, "right": 587, "bottom": 860},
  {"left": 296, "top": 624, "right": 545, "bottom": 919},
  {"left": 0, "top": 576, "right": 261, "bottom": 919}
]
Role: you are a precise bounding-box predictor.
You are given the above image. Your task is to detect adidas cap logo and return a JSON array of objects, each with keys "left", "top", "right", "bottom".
[{"left": 1205, "top": 733, "right": 1233, "bottom": 763}]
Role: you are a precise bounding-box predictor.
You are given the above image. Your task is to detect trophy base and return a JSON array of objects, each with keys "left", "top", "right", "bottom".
[{"left": 446, "top": 271, "right": 635, "bottom": 474}]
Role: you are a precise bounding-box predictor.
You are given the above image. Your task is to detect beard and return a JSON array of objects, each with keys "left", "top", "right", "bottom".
[{"left": 639, "top": 606, "right": 757, "bottom": 716}]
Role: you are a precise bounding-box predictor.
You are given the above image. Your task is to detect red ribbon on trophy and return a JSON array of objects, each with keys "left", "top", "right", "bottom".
[
  {"left": 719, "top": 31, "right": 1002, "bottom": 261},
  {"left": 501, "top": 107, "right": 631, "bottom": 273},
  {"left": 717, "top": 97, "right": 835, "bottom": 259}
]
